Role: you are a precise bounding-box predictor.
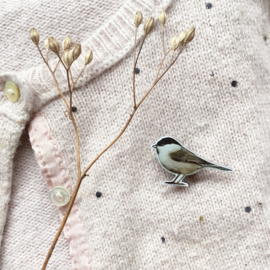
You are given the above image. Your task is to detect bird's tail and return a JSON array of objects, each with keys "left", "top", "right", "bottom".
[{"left": 205, "top": 163, "right": 233, "bottom": 172}]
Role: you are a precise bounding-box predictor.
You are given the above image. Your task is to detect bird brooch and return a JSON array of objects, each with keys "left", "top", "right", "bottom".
[{"left": 151, "top": 136, "right": 233, "bottom": 187}]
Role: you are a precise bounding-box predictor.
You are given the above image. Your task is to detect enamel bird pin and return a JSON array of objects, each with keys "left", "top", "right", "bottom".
[{"left": 151, "top": 137, "right": 233, "bottom": 187}]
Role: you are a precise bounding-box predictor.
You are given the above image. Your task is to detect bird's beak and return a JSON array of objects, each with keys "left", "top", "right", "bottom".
[{"left": 151, "top": 144, "right": 157, "bottom": 149}]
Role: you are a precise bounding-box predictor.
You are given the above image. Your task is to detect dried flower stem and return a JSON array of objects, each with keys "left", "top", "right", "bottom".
[
  {"left": 162, "top": 26, "right": 165, "bottom": 55},
  {"left": 133, "top": 27, "right": 138, "bottom": 108},
  {"left": 53, "top": 52, "right": 64, "bottom": 73},
  {"left": 135, "top": 35, "right": 146, "bottom": 68},
  {"left": 37, "top": 14, "right": 192, "bottom": 266},
  {"left": 38, "top": 45, "right": 82, "bottom": 201},
  {"left": 155, "top": 49, "right": 171, "bottom": 82},
  {"left": 67, "top": 69, "right": 82, "bottom": 177},
  {"left": 37, "top": 47, "right": 70, "bottom": 110},
  {"left": 169, "top": 50, "right": 175, "bottom": 65},
  {"left": 68, "top": 66, "right": 86, "bottom": 88},
  {"left": 69, "top": 69, "right": 75, "bottom": 84},
  {"left": 73, "top": 65, "right": 86, "bottom": 85},
  {"left": 57, "top": 55, "right": 68, "bottom": 71},
  {"left": 41, "top": 41, "right": 185, "bottom": 270},
  {"left": 169, "top": 43, "right": 186, "bottom": 67}
]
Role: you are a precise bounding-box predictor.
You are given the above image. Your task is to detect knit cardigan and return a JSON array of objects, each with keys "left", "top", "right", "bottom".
[{"left": 1, "top": 0, "right": 270, "bottom": 269}]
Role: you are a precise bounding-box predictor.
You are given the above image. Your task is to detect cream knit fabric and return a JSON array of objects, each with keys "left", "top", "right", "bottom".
[
  {"left": 1, "top": 0, "right": 270, "bottom": 269},
  {"left": 0, "top": 133, "right": 72, "bottom": 269}
]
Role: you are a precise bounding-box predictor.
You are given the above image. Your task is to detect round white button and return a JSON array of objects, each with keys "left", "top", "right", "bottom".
[
  {"left": 49, "top": 186, "right": 71, "bottom": 207},
  {"left": 5, "top": 81, "right": 20, "bottom": 102}
]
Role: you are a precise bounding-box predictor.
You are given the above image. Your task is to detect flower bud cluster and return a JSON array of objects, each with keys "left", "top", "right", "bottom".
[{"left": 30, "top": 30, "right": 94, "bottom": 68}]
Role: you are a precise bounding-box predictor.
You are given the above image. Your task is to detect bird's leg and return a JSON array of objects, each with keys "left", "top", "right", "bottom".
[
  {"left": 163, "top": 174, "right": 178, "bottom": 183},
  {"left": 174, "top": 174, "right": 188, "bottom": 187},
  {"left": 174, "top": 174, "right": 184, "bottom": 183},
  {"left": 162, "top": 174, "right": 188, "bottom": 187}
]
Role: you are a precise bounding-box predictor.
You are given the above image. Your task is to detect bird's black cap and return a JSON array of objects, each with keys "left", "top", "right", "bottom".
[{"left": 156, "top": 137, "right": 180, "bottom": 147}]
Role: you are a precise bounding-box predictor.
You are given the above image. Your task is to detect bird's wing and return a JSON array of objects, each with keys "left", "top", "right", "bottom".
[{"left": 169, "top": 148, "right": 211, "bottom": 166}]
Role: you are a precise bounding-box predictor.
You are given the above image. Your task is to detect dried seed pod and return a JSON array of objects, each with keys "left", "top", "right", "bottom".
[
  {"left": 144, "top": 17, "right": 154, "bottom": 35},
  {"left": 134, "top": 11, "right": 143, "bottom": 28},
  {"left": 178, "top": 31, "right": 186, "bottom": 44},
  {"left": 72, "top": 43, "right": 81, "bottom": 61},
  {"left": 62, "top": 36, "right": 71, "bottom": 50},
  {"left": 44, "top": 37, "right": 50, "bottom": 52},
  {"left": 49, "top": 37, "right": 60, "bottom": 55},
  {"left": 84, "top": 49, "right": 93, "bottom": 65},
  {"left": 158, "top": 11, "right": 167, "bottom": 26},
  {"left": 30, "top": 28, "right": 39, "bottom": 46},
  {"left": 63, "top": 50, "right": 73, "bottom": 68},
  {"left": 184, "top": 26, "right": 195, "bottom": 43},
  {"left": 169, "top": 34, "right": 181, "bottom": 50}
]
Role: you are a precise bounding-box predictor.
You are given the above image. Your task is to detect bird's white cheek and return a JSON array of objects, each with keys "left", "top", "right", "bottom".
[{"left": 158, "top": 152, "right": 172, "bottom": 168}]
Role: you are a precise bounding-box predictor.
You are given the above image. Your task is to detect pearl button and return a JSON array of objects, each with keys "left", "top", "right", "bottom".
[
  {"left": 49, "top": 186, "right": 71, "bottom": 207},
  {"left": 5, "top": 81, "right": 20, "bottom": 102}
]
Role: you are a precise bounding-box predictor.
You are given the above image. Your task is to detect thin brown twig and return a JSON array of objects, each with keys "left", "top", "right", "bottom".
[
  {"left": 53, "top": 52, "right": 64, "bottom": 73},
  {"left": 57, "top": 54, "right": 67, "bottom": 71},
  {"left": 137, "top": 52, "right": 177, "bottom": 108},
  {"left": 41, "top": 44, "right": 186, "bottom": 269},
  {"left": 67, "top": 69, "right": 81, "bottom": 178},
  {"left": 37, "top": 46, "right": 52, "bottom": 73},
  {"left": 169, "top": 43, "right": 186, "bottom": 68},
  {"left": 169, "top": 50, "right": 175, "bottom": 65},
  {"left": 38, "top": 46, "right": 81, "bottom": 186},
  {"left": 51, "top": 73, "right": 70, "bottom": 111},
  {"left": 134, "top": 35, "right": 146, "bottom": 69},
  {"left": 133, "top": 27, "right": 138, "bottom": 109},
  {"left": 41, "top": 68, "right": 82, "bottom": 270},
  {"left": 73, "top": 65, "right": 86, "bottom": 85},
  {"left": 162, "top": 26, "right": 165, "bottom": 55},
  {"left": 154, "top": 49, "right": 171, "bottom": 82},
  {"left": 67, "top": 70, "right": 73, "bottom": 111},
  {"left": 69, "top": 69, "right": 75, "bottom": 84},
  {"left": 37, "top": 46, "right": 70, "bottom": 110}
]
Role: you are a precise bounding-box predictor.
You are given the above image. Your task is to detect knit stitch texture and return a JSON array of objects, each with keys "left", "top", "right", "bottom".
[{"left": 1, "top": 0, "right": 270, "bottom": 269}]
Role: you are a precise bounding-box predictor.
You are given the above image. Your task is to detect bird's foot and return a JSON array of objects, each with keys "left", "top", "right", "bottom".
[{"left": 162, "top": 181, "right": 189, "bottom": 187}]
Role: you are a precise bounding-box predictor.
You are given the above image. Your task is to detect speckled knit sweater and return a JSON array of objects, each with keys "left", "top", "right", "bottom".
[{"left": 1, "top": 0, "right": 270, "bottom": 269}]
